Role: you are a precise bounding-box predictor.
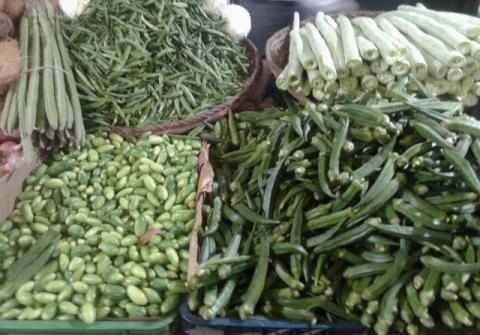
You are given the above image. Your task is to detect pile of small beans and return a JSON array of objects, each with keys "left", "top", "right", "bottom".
[{"left": 0, "top": 131, "right": 201, "bottom": 323}]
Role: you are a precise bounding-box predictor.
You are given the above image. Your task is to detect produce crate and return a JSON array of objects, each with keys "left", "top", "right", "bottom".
[
  {"left": 0, "top": 159, "right": 179, "bottom": 334},
  {"left": 183, "top": 125, "right": 369, "bottom": 335},
  {"left": 180, "top": 302, "right": 480, "bottom": 335},
  {"left": 181, "top": 125, "right": 369, "bottom": 335},
  {"left": 181, "top": 114, "right": 480, "bottom": 335},
  {"left": 0, "top": 315, "right": 176, "bottom": 334},
  {"left": 180, "top": 303, "right": 369, "bottom": 335},
  {"left": 0, "top": 138, "right": 214, "bottom": 333}
]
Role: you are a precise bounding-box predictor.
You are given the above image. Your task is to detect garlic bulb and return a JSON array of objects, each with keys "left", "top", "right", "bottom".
[
  {"left": 205, "top": 0, "right": 228, "bottom": 16},
  {"left": 221, "top": 4, "right": 251, "bottom": 41},
  {"left": 59, "top": 0, "right": 90, "bottom": 20}
]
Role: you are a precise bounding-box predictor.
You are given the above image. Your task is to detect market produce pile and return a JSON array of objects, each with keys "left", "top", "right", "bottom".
[
  {"left": 64, "top": 0, "right": 250, "bottom": 127},
  {"left": 189, "top": 78, "right": 480, "bottom": 334},
  {"left": 0, "top": 132, "right": 200, "bottom": 322},
  {"left": 277, "top": 4, "right": 480, "bottom": 107},
  {"left": 0, "top": 2, "right": 86, "bottom": 162}
]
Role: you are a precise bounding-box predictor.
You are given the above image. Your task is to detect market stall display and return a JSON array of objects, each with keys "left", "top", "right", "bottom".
[
  {"left": 64, "top": 0, "right": 252, "bottom": 128},
  {"left": 3, "top": 0, "right": 480, "bottom": 333},
  {"left": 188, "top": 78, "right": 480, "bottom": 334},
  {"left": 269, "top": 4, "right": 480, "bottom": 108},
  {"left": 0, "top": 0, "right": 242, "bottom": 329},
  {"left": 0, "top": 131, "right": 201, "bottom": 323}
]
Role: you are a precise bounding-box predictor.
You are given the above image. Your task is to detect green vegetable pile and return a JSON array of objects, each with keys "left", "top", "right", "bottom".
[
  {"left": 189, "top": 78, "right": 480, "bottom": 334},
  {"left": 65, "top": 0, "right": 250, "bottom": 127},
  {"left": 0, "top": 2, "right": 85, "bottom": 161},
  {"left": 0, "top": 131, "right": 200, "bottom": 323}
]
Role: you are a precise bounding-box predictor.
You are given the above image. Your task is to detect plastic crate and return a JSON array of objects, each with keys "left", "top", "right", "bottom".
[
  {"left": 0, "top": 314, "right": 177, "bottom": 334},
  {"left": 180, "top": 302, "right": 480, "bottom": 335},
  {"left": 180, "top": 303, "right": 370, "bottom": 335}
]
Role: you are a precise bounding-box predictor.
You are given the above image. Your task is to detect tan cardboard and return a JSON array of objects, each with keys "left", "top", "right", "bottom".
[
  {"left": 188, "top": 142, "right": 214, "bottom": 282},
  {"left": 0, "top": 151, "right": 39, "bottom": 223}
]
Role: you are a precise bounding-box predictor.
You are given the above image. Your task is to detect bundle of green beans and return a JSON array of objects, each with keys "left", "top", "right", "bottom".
[
  {"left": 189, "top": 78, "right": 480, "bottom": 334},
  {"left": 0, "top": 131, "right": 200, "bottom": 323},
  {"left": 64, "top": 0, "right": 249, "bottom": 127},
  {"left": 278, "top": 3, "right": 480, "bottom": 108},
  {"left": 0, "top": 2, "right": 85, "bottom": 162}
]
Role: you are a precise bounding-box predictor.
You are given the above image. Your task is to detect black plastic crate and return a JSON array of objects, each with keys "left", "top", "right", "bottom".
[
  {"left": 180, "top": 303, "right": 370, "bottom": 335},
  {"left": 180, "top": 303, "right": 480, "bottom": 335}
]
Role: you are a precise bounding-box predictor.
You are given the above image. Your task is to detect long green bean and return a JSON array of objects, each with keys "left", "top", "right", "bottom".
[{"left": 65, "top": 0, "right": 249, "bottom": 126}]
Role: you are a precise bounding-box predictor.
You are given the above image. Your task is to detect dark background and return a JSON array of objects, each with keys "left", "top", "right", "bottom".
[{"left": 235, "top": 0, "right": 480, "bottom": 55}]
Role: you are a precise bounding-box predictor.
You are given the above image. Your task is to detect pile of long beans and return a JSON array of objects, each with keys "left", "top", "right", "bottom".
[
  {"left": 278, "top": 4, "right": 480, "bottom": 107},
  {"left": 0, "top": 131, "right": 200, "bottom": 323},
  {"left": 64, "top": 0, "right": 250, "bottom": 127},
  {"left": 189, "top": 77, "right": 480, "bottom": 334},
  {"left": 0, "top": 2, "right": 85, "bottom": 161}
]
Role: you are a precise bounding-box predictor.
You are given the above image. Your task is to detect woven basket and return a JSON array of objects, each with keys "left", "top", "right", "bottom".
[
  {"left": 266, "top": 11, "right": 379, "bottom": 103},
  {"left": 113, "top": 38, "right": 261, "bottom": 137}
]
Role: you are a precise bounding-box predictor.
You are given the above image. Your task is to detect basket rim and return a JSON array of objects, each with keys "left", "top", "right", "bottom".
[
  {"left": 265, "top": 11, "right": 381, "bottom": 104},
  {"left": 113, "top": 38, "right": 261, "bottom": 137}
]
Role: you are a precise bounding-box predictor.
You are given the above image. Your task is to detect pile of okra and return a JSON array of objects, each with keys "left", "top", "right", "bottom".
[{"left": 189, "top": 77, "right": 480, "bottom": 335}]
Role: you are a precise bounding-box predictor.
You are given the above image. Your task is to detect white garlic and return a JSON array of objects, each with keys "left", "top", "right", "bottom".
[
  {"left": 220, "top": 4, "right": 252, "bottom": 41},
  {"left": 59, "top": 0, "right": 90, "bottom": 20},
  {"left": 205, "top": 0, "right": 228, "bottom": 16}
]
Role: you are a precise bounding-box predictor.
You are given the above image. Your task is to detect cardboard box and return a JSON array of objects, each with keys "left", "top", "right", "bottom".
[{"left": 188, "top": 143, "right": 214, "bottom": 281}]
